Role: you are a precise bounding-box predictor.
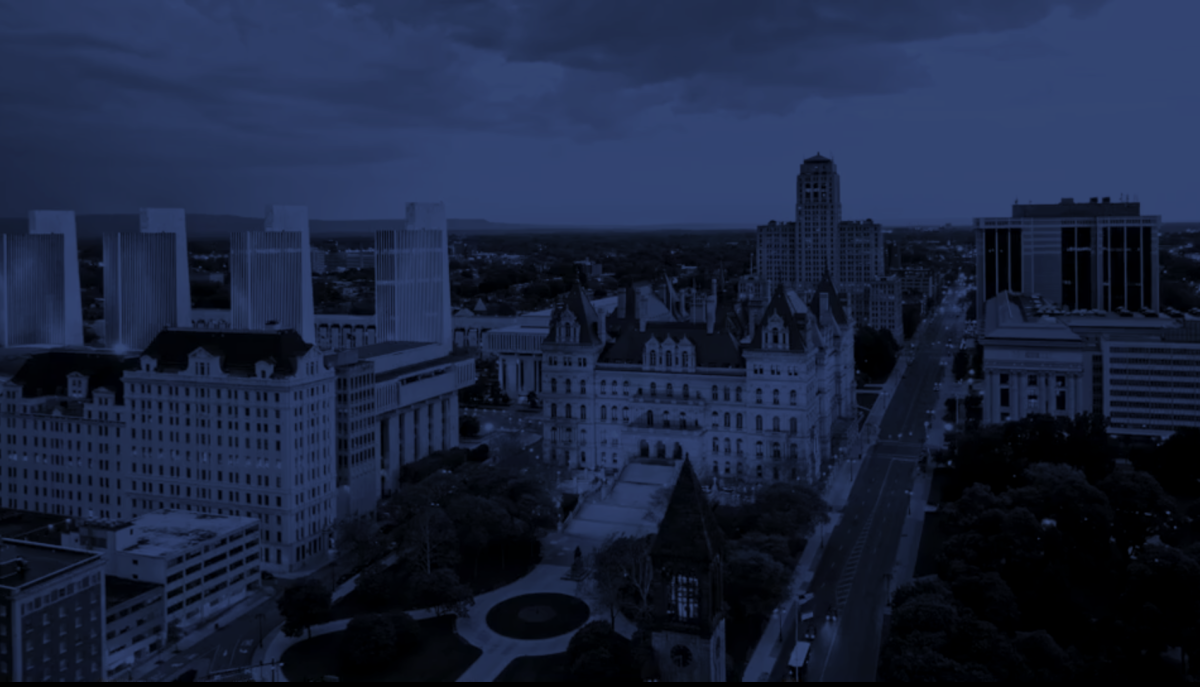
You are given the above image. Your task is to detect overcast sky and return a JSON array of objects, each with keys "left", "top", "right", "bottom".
[{"left": 2, "top": 0, "right": 1196, "bottom": 226}]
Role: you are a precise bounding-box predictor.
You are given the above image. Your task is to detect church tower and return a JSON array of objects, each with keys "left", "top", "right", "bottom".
[{"left": 649, "top": 458, "right": 728, "bottom": 682}]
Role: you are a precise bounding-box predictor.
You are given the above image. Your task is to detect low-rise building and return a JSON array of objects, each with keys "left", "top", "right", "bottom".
[
  {"left": 64, "top": 510, "right": 260, "bottom": 631},
  {"left": 0, "top": 539, "right": 106, "bottom": 682},
  {"left": 103, "top": 576, "right": 165, "bottom": 680}
]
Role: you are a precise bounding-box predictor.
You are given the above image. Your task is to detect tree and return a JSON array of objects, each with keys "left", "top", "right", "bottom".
[
  {"left": 334, "top": 516, "right": 384, "bottom": 571},
  {"left": 278, "top": 579, "right": 332, "bottom": 639},
  {"left": 584, "top": 534, "right": 655, "bottom": 625},
  {"left": 1098, "top": 470, "right": 1175, "bottom": 550},
  {"left": 353, "top": 564, "right": 402, "bottom": 607},
  {"left": 526, "top": 390, "right": 539, "bottom": 409},
  {"left": 390, "top": 612, "right": 423, "bottom": 655},
  {"left": 402, "top": 506, "right": 461, "bottom": 575},
  {"left": 400, "top": 565, "right": 475, "bottom": 618},
  {"left": 444, "top": 493, "right": 519, "bottom": 576},
  {"left": 952, "top": 349, "right": 971, "bottom": 382},
  {"left": 1134, "top": 427, "right": 1200, "bottom": 499},
  {"left": 566, "top": 621, "right": 638, "bottom": 682},
  {"left": 459, "top": 415, "right": 481, "bottom": 438},
  {"left": 339, "top": 614, "right": 396, "bottom": 675},
  {"left": 724, "top": 543, "right": 791, "bottom": 620}
]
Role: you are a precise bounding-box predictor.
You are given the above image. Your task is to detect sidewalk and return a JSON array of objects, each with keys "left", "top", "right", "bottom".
[{"left": 252, "top": 560, "right": 639, "bottom": 683}]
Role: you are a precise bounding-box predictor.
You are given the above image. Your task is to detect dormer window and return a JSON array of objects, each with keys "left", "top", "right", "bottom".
[
  {"left": 682, "top": 352, "right": 689, "bottom": 368},
  {"left": 771, "top": 328, "right": 779, "bottom": 345},
  {"left": 649, "top": 351, "right": 657, "bottom": 366},
  {"left": 665, "top": 351, "right": 673, "bottom": 367}
]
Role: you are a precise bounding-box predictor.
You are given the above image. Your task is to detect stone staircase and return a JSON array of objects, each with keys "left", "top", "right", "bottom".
[{"left": 564, "top": 461, "right": 679, "bottom": 539}]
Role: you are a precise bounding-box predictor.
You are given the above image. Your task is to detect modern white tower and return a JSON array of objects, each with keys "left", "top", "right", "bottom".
[
  {"left": 376, "top": 202, "right": 451, "bottom": 353},
  {"left": 230, "top": 205, "right": 316, "bottom": 344},
  {"left": 103, "top": 208, "right": 192, "bottom": 353},
  {"left": 0, "top": 210, "right": 83, "bottom": 347}
]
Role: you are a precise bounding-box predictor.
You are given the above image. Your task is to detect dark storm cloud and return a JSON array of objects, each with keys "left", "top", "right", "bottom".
[{"left": 0, "top": 0, "right": 1111, "bottom": 214}]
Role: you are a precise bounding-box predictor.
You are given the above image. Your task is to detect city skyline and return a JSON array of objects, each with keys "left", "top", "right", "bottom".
[{"left": 3, "top": 0, "right": 1198, "bottom": 226}]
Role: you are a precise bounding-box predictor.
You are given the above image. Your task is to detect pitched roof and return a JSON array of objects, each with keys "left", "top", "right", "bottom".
[
  {"left": 545, "top": 283, "right": 605, "bottom": 346},
  {"left": 140, "top": 329, "right": 314, "bottom": 377},
  {"left": 745, "top": 287, "right": 809, "bottom": 352},
  {"left": 9, "top": 350, "right": 137, "bottom": 403},
  {"left": 599, "top": 322, "right": 744, "bottom": 368},
  {"left": 809, "top": 272, "right": 849, "bottom": 327},
  {"left": 804, "top": 153, "right": 832, "bottom": 164},
  {"left": 651, "top": 459, "right": 725, "bottom": 563}
]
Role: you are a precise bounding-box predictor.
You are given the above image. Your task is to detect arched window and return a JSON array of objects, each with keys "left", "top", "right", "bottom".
[
  {"left": 736, "top": 413, "right": 743, "bottom": 429},
  {"left": 647, "top": 410, "right": 654, "bottom": 427},
  {"left": 790, "top": 390, "right": 797, "bottom": 406},
  {"left": 565, "top": 379, "right": 572, "bottom": 394},
  {"left": 790, "top": 443, "right": 799, "bottom": 458},
  {"left": 650, "top": 382, "right": 657, "bottom": 397},
  {"left": 601, "top": 406, "right": 608, "bottom": 421},
  {"left": 772, "top": 417, "right": 780, "bottom": 432},
  {"left": 736, "top": 438, "right": 743, "bottom": 455},
  {"left": 580, "top": 405, "right": 587, "bottom": 420},
  {"left": 735, "top": 387, "right": 743, "bottom": 402},
  {"left": 623, "top": 381, "right": 630, "bottom": 395},
  {"left": 623, "top": 407, "right": 630, "bottom": 421},
  {"left": 601, "top": 380, "right": 607, "bottom": 395},
  {"left": 682, "top": 351, "right": 689, "bottom": 367},
  {"left": 666, "top": 383, "right": 673, "bottom": 397},
  {"left": 756, "top": 464, "right": 763, "bottom": 478},
  {"left": 663, "top": 412, "right": 671, "bottom": 429},
  {"left": 712, "top": 412, "right": 719, "bottom": 428},
  {"left": 724, "top": 438, "right": 731, "bottom": 454},
  {"left": 772, "top": 442, "right": 781, "bottom": 458},
  {"left": 724, "top": 413, "right": 731, "bottom": 428},
  {"left": 789, "top": 417, "right": 798, "bottom": 433},
  {"left": 580, "top": 380, "right": 587, "bottom": 394},
  {"left": 666, "top": 351, "right": 673, "bottom": 366},
  {"left": 724, "top": 387, "right": 731, "bottom": 401},
  {"left": 772, "top": 328, "right": 779, "bottom": 344},
  {"left": 550, "top": 403, "right": 557, "bottom": 418},
  {"left": 551, "top": 428, "right": 558, "bottom": 442},
  {"left": 773, "top": 389, "right": 780, "bottom": 405},
  {"left": 565, "top": 404, "right": 573, "bottom": 419},
  {"left": 755, "top": 441, "right": 764, "bottom": 458},
  {"left": 712, "top": 438, "right": 720, "bottom": 452},
  {"left": 755, "top": 415, "right": 763, "bottom": 431},
  {"left": 551, "top": 379, "right": 558, "bottom": 393},
  {"left": 613, "top": 406, "right": 619, "bottom": 422},
  {"left": 649, "top": 350, "right": 657, "bottom": 366},
  {"left": 683, "top": 384, "right": 689, "bottom": 399},
  {"left": 580, "top": 451, "right": 587, "bottom": 465},
  {"left": 712, "top": 385, "right": 719, "bottom": 401},
  {"left": 756, "top": 389, "right": 763, "bottom": 405}
]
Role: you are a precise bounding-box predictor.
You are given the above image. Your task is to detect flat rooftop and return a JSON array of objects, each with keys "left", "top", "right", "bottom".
[
  {"left": 0, "top": 510, "right": 71, "bottom": 541},
  {"left": 0, "top": 539, "right": 103, "bottom": 591},
  {"left": 121, "top": 510, "right": 258, "bottom": 558}
]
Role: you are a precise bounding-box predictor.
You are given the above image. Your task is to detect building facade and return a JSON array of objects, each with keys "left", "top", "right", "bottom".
[
  {"left": 102, "top": 576, "right": 165, "bottom": 680},
  {"left": 540, "top": 279, "right": 856, "bottom": 486},
  {"left": 230, "top": 206, "right": 316, "bottom": 344},
  {"left": 796, "top": 154, "right": 843, "bottom": 287},
  {"left": 327, "top": 342, "right": 476, "bottom": 519},
  {"left": 975, "top": 197, "right": 1160, "bottom": 320},
  {"left": 0, "top": 330, "right": 337, "bottom": 574},
  {"left": 0, "top": 211, "right": 83, "bottom": 348},
  {"left": 65, "top": 509, "right": 260, "bottom": 631},
  {"left": 0, "top": 539, "right": 106, "bottom": 682},
  {"left": 376, "top": 202, "right": 452, "bottom": 353},
  {"left": 980, "top": 292, "right": 1200, "bottom": 439},
  {"left": 103, "top": 208, "right": 192, "bottom": 353}
]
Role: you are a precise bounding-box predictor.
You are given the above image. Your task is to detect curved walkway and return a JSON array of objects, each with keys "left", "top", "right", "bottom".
[{"left": 253, "top": 559, "right": 638, "bottom": 682}]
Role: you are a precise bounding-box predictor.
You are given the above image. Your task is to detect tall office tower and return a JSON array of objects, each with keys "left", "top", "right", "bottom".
[
  {"left": 755, "top": 220, "right": 800, "bottom": 289},
  {"left": 796, "top": 154, "right": 843, "bottom": 287},
  {"left": 836, "top": 219, "right": 885, "bottom": 286},
  {"left": 975, "top": 197, "right": 1160, "bottom": 319},
  {"left": 0, "top": 211, "right": 83, "bottom": 347},
  {"left": 103, "top": 208, "right": 191, "bottom": 352},
  {"left": 376, "top": 202, "right": 451, "bottom": 353},
  {"left": 230, "top": 205, "right": 316, "bottom": 344}
]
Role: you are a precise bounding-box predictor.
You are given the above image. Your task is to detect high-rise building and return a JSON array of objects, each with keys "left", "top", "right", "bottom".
[
  {"left": 754, "top": 220, "right": 800, "bottom": 290},
  {"left": 376, "top": 202, "right": 451, "bottom": 353},
  {"left": 796, "top": 154, "right": 843, "bottom": 287},
  {"left": 103, "top": 209, "right": 191, "bottom": 353},
  {"left": 975, "top": 197, "right": 1160, "bottom": 320},
  {"left": 0, "top": 211, "right": 83, "bottom": 348},
  {"left": 230, "top": 206, "right": 315, "bottom": 344},
  {"left": 0, "top": 539, "right": 107, "bottom": 682},
  {"left": 836, "top": 220, "right": 885, "bottom": 287}
]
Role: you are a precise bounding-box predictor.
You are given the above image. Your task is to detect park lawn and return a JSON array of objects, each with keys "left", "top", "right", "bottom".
[
  {"left": 494, "top": 653, "right": 571, "bottom": 682},
  {"left": 280, "top": 615, "right": 480, "bottom": 683}
]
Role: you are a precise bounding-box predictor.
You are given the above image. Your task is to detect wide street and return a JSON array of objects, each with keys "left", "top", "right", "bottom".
[{"left": 805, "top": 284, "right": 970, "bottom": 682}]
